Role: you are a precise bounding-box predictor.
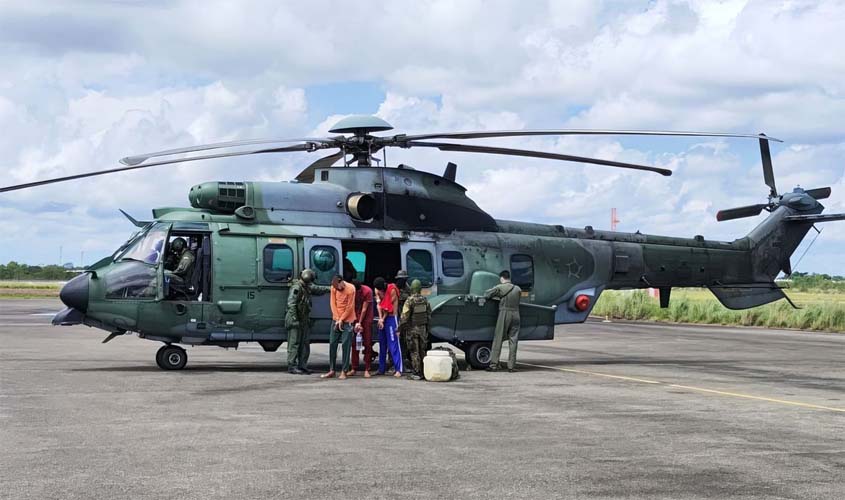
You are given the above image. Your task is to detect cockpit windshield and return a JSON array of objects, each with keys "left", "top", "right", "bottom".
[{"left": 115, "top": 223, "right": 169, "bottom": 265}]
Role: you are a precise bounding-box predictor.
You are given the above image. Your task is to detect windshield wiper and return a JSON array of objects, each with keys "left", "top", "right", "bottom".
[{"left": 116, "top": 257, "right": 152, "bottom": 264}]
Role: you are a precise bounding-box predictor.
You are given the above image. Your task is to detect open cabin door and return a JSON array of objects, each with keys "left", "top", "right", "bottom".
[
  {"left": 137, "top": 223, "right": 211, "bottom": 341},
  {"left": 401, "top": 240, "right": 438, "bottom": 296},
  {"left": 304, "top": 237, "right": 342, "bottom": 341}
]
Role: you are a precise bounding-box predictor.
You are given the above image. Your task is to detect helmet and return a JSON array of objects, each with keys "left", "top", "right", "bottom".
[
  {"left": 410, "top": 279, "right": 422, "bottom": 293},
  {"left": 171, "top": 237, "right": 187, "bottom": 253},
  {"left": 395, "top": 270, "right": 409, "bottom": 279},
  {"left": 300, "top": 269, "right": 316, "bottom": 283}
]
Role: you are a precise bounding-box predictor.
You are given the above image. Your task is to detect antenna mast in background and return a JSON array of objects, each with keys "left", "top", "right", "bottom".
[{"left": 611, "top": 208, "right": 620, "bottom": 231}]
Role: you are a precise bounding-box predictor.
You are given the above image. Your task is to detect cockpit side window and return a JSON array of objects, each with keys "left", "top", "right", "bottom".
[
  {"left": 116, "top": 224, "right": 169, "bottom": 264},
  {"left": 105, "top": 262, "right": 157, "bottom": 299}
]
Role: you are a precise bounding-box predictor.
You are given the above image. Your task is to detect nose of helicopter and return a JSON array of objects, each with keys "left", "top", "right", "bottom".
[{"left": 60, "top": 273, "right": 89, "bottom": 313}]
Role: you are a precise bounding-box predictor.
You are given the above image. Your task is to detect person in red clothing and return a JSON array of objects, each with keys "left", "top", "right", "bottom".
[
  {"left": 374, "top": 276, "right": 403, "bottom": 378},
  {"left": 348, "top": 280, "right": 374, "bottom": 378}
]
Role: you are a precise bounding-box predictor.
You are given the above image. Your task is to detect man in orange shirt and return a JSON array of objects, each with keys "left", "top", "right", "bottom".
[{"left": 322, "top": 275, "right": 356, "bottom": 380}]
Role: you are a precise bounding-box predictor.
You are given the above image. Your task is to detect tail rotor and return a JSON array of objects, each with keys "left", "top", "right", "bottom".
[{"left": 715, "top": 134, "right": 831, "bottom": 222}]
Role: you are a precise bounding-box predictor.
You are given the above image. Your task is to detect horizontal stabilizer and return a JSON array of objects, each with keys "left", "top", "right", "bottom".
[
  {"left": 709, "top": 283, "right": 786, "bottom": 310},
  {"left": 784, "top": 213, "right": 845, "bottom": 223}
]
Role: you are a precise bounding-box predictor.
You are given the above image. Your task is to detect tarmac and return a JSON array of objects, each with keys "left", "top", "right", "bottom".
[{"left": 2, "top": 299, "right": 845, "bottom": 499}]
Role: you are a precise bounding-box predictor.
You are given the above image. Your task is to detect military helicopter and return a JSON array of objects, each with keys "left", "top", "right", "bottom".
[{"left": 3, "top": 115, "right": 843, "bottom": 370}]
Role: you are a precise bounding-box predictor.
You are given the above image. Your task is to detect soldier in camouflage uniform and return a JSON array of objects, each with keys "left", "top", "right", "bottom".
[
  {"left": 484, "top": 270, "right": 521, "bottom": 372},
  {"left": 399, "top": 279, "right": 431, "bottom": 381},
  {"left": 285, "top": 268, "right": 331, "bottom": 375}
]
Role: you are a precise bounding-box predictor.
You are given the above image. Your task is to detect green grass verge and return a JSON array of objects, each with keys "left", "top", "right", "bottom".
[
  {"left": 0, "top": 291, "right": 59, "bottom": 300},
  {"left": 0, "top": 281, "right": 63, "bottom": 298},
  {"left": 593, "top": 290, "right": 845, "bottom": 333},
  {"left": 0, "top": 281, "right": 63, "bottom": 289}
]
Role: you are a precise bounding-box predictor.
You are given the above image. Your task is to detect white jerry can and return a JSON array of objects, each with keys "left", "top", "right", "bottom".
[{"left": 423, "top": 350, "right": 453, "bottom": 382}]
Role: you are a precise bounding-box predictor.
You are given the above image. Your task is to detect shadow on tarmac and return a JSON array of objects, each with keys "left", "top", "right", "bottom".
[{"left": 68, "top": 357, "right": 739, "bottom": 373}]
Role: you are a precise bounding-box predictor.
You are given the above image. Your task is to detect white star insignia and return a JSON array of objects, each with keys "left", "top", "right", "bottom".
[{"left": 566, "top": 258, "right": 582, "bottom": 279}]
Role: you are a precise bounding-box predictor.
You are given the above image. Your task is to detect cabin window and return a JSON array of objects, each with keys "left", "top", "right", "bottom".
[
  {"left": 441, "top": 251, "right": 464, "bottom": 278},
  {"left": 344, "top": 251, "right": 366, "bottom": 282},
  {"left": 407, "top": 249, "right": 434, "bottom": 287},
  {"left": 510, "top": 254, "right": 534, "bottom": 290},
  {"left": 310, "top": 246, "right": 339, "bottom": 285},
  {"left": 263, "top": 244, "right": 294, "bottom": 283}
]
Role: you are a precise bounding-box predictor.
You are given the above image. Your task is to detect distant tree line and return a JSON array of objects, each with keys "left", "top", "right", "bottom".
[
  {"left": 785, "top": 272, "right": 845, "bottom": 292},
  {"left": 0, "top": 262, "right": 77, "bottom": 281}
]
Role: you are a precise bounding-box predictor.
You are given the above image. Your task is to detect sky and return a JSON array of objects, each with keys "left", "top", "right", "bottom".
[{"left": 0, "top": 0, "right": 843, "bottom": 274}]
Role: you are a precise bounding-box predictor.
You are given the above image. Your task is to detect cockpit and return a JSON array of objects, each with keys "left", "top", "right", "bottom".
[{"left": 104, "top": 222, "right": 210, "bottom": 301}]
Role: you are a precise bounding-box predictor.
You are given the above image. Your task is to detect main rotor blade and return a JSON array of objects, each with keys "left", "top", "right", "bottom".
[
  {"left": 385, "top": 129, "right": 783, "bottom": 144},
  {"left": 716, "top": 204, "right": 768, "bottom": 222},
  {"left": 295, "top": 151, "right": 344, "bottom": 183},
  {"left": 759, "top": 134, "right": 777, "bottom": 198},
  {"left": 404, "top": 141, "right": 672, "bottom": 176},
  {"left": 0, "top": 143, "right": 323, "bottom": 193},
  {"left": 121, "top": 137, "right": 337, "bottom": 166},
  {"left": 805, "top": 186, "right": 832, "bottom": 200}
]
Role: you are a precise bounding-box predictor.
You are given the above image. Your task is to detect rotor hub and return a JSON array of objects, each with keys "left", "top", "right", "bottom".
[{"left": 328, "top": 115, "right": 393, "bottom": 135}]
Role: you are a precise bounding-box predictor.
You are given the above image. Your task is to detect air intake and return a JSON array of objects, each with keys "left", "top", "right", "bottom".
[{"left": 189, "top": 182, "right": 247, "bottom": 213}]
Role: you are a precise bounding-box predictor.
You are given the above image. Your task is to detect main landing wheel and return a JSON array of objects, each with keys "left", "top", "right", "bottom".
[
  {"left": 156, "top": 345, "right": 187, "bottom": 370},
  {"left": 465, "top": 342, "right": 492, "bottom": 369}
]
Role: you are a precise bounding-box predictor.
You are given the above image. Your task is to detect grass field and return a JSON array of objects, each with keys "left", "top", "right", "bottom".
[
  {"left": 0, "top": 281, "right": 64, "bottom": 298},
  {"left": 593, "top": 288, "right": 845, "bottom": 333}
]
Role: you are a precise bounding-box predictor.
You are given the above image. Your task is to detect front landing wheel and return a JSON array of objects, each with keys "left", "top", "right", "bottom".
[
  {"left": 465, "top": 342, "right": 492, "bottom": 369},
  {"left": 156, "top": 345, "right": 187, "bottom": 370}
]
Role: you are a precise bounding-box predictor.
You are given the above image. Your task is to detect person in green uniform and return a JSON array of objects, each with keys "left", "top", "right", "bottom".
[
  {"left": 285, "top": 268, "right": 331, "bottom": 375},
  {"left": 164, "top": 237, "right": 195, "bottom": 299},
  {"left": 169, "top": 238, "right": 195, "bottom": 278},
  {"left": 399, "top": 279, "right": 431, "bottom": 381},
  {"left": 484, "top": 270, "right": 521, "bottom": 372}
]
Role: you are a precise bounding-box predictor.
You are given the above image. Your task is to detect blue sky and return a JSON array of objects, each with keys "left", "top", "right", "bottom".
[{"left": 0, "top": 0, "right": 843, "bottom": 274}]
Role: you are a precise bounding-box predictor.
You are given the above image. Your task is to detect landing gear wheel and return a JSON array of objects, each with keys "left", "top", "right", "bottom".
[
  {"left": 156, "top": 345, "right": 187, "bottom": 370},
  {"left": 465, "top": 342, "right": 492, "bottom": 369}
]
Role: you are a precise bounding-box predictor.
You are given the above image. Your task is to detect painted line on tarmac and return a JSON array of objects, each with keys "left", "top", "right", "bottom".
[
  {"left": 665, "top": 384, "right": 845, "bottom": 413},
  {"left": 518, "top": 362, "right": 845, "bottom": 413},
  {"left": 519, "top": 363, "right": 662, "bottom": 385}
]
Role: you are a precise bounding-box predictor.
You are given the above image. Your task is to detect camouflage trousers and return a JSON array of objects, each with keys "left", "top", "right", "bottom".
[
  {"left": 286, "top": 320, "right": 312, "bottom": 369},
  {"left": 407, "top": 326, "right": 429, "bottom": 376}
]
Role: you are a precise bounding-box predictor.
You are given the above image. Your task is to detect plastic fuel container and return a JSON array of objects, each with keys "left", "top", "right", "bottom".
[{"left": 423, "top": 350, "right": 453, "bottom": 382}]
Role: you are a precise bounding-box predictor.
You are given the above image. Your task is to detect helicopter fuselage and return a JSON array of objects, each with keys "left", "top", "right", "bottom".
[{"left": 53, "top": 165, "right": 820, "bottom": 369}]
